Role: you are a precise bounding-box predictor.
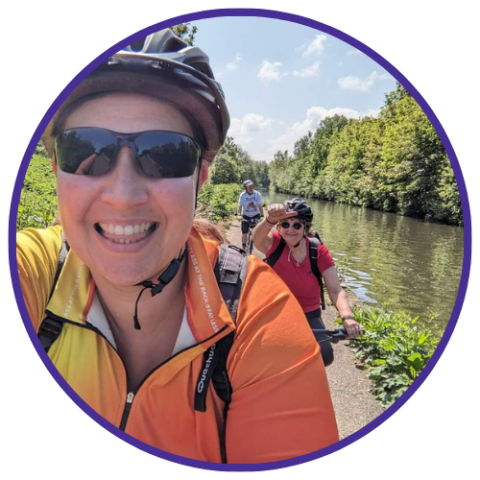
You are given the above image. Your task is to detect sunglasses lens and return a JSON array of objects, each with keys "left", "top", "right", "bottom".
[
  {"left": 55, "top": 128, "right": 201, "bottom": 178},
  {"left": 136, "top": 132, "right": 200, "bottom": 178},
  {"left": 55, "top": 129, "right": 117, "bottom": 175},
  {"left": 280, "top": 221, "right": 303, "bottom": 230}
]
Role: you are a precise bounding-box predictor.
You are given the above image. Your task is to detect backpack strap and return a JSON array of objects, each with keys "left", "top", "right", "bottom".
[
  {"left": 194, "top": 244, "right": 248, "bottom": 412},
  {"left": 38, "top": 234, "right": 69, "bottom": 353},
  {"left": 263, "top": 237, "right": 286, "bottom": 267},
  {"left": 308, "top": 237, "right": 326, "bottom": 310},
  {"left": 193, "top": 243, "right": 248, "bottom": 464}
]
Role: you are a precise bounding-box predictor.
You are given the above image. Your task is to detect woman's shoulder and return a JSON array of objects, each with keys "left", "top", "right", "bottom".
[
  {"left": 16, "top": 225, "right": 65, "bottom": 331},
  {"left": 306, "top": 235, "right": 331, "bottom": 253},
  {"left": 17, "top": 225, "right": 64, "bottom": 257},
  {"left": 230, "top": 254, "right": 322, "bottom": 381},
  {"left": 265, "top": 231, "right": 281, "bottom": 257}
]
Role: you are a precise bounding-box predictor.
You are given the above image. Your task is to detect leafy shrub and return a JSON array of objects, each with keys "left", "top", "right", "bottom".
[
  {"left": 348, "top": 305, "right": 441, "bottom": 407},
  {"left": 18, "top": 154, "right": 58, "bottom": 230},
  {"left": 197, "top": 182, "right": 242, "bottom": 220}
]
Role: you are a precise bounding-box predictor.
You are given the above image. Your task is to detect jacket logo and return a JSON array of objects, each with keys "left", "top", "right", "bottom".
[{"left": 196, "top": 344, "right": 216, "bottom": 394}]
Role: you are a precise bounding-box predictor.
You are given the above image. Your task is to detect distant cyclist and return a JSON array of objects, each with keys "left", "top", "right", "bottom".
[{"left": 237, "top": 179, "right": 264, "bottom": 250}]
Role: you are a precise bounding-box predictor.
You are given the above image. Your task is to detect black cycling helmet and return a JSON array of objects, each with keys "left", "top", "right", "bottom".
[
  {"left": 284, "top": 198, "right": 314, "bottom": 223},
  {"left": 43, "top": 29, "right": 230, "bottom": 163},
  {"left": 243, "top": 179, "right": 254, "bottom": 188}
]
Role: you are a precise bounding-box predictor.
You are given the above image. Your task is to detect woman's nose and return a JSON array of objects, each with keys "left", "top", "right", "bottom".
[{"left": 100, "top": 146, "right": 149, "bottom": 208}]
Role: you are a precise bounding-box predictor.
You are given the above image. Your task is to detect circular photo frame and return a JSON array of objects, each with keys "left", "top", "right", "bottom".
[{"left": 9, "top": 8, "right": 471, "bottom": 472}]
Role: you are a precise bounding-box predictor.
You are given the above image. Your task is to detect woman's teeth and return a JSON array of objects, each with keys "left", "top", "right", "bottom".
[
  {"left": 98, "top": 222, "right": 154, "bottom": 244},
  {"left": 99, "top": 222, "right": 152, "bottom": 235}
]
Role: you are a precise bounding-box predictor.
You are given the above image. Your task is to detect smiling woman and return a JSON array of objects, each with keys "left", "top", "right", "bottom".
[
  {"left": 15, "top": 28, "right": 339, "bottom": 465},
  {"left": 253, "top": 198, "right": 363, "bottom": 367}
]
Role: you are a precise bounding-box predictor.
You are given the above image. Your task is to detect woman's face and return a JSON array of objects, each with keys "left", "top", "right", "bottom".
[
  {"left": 55, "top": 92, "right": 208, "bottom": 286},
  {"left": 277, "top": 217, "right": 306, "bottom": 247}
]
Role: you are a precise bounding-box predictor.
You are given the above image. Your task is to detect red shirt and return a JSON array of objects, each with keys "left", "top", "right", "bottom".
[{"left": 266, "top": 232, "right": 335, "bottom": 313}]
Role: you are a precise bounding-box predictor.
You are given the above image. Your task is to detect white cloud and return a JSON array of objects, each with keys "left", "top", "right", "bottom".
[
  {"left": 257, "top": 60, "right": 283, "bottom": 82},
  {"left": 226, "top": 53, "right": 242, "bottom": 71},
  {"left": 301, "top": 34, "right": 327, "bottom": 57},
  {"left": 295, "top": 42, "right": 307, "bottom": 53},
  {"left": 229, "top": 113, "right": 274, "bottom": 146},
  {"left": 292, "top": 62, "right": 321, "bottom": 78},
  {"left": 338, "top": 71, "right": 390, "bottom": 92},
  {"left": 267, "top": 106, "right": 363, "bottom": 158},
  {"left": 365, "top": 108, "right": 381, "bottom": 118},
  {"left": 346, "top": 49, "right": 362, "bottom": 56}
]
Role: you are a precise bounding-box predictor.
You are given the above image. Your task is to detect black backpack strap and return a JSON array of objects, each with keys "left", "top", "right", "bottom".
[
  {"left": 48, "top": 234, "right": 69, "bottom": 300},
  {"left": 309, "top": 237, "right": 326, "bottom": 310},
  {"left": 194, "top": 244, "right": 248, "bottom": 463},
  {"left": 263, "top": 237, "right": 286, "bottom": 267},
  {"left": 195, "top": 244, "right": 248, "bottom": 411},
  {"left": 39, "top": 234, "right": 70, "bottom": 353}
]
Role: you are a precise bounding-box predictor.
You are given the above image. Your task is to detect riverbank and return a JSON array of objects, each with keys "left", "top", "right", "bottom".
[{"left": 220, "top": 219, "right": 385, "bottom": 440}]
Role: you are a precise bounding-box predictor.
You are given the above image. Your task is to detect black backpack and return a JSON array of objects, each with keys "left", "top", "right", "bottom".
[
  {"left": 264, "top": 235, "right": 326, "bottom": 310},
  {"left": 38, "top": 240, "right": 248, "bottom": 463}
]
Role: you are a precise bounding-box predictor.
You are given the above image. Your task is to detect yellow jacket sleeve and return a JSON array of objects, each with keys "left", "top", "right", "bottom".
[{"left": 16, "top": 226, "right": 64, "bottom": 331}]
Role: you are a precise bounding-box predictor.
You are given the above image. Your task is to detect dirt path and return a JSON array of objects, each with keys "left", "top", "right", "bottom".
[{"left": 222, "top": 220, "right": 385, "bottom": 440}]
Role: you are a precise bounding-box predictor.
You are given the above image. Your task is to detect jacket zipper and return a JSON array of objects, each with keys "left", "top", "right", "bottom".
[
  {"left": 120, "top": 392, "right": 135, "bottom": 431},
  {"left": 44, "top": 310, "right": 230, "bottom": 432}
]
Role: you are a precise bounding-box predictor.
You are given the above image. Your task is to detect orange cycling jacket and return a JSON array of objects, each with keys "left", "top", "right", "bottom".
[{"left": 16, "top": 225, "right": 339, "bottom": 464}]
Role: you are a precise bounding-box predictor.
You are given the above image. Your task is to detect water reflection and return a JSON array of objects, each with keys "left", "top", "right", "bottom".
[{"left": 265, "top": 192, "right": 464, "bottom": 329}]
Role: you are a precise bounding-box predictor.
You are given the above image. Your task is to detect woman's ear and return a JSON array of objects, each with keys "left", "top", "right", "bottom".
[
  {"left": 197, "top": 160, "right": 209, "bottom": 188},
  {"left": 51, "top": 154, "right": 58, "bottom": 176}
]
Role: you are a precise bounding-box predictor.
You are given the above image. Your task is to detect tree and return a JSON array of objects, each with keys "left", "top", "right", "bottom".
[{"left": 170, "top": 23, "right": 198, "bottom": 46}]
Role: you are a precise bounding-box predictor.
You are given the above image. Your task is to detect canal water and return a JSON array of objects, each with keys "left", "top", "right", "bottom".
[{"left": 265, "top": 191, "right": 464, "bottom": 330}]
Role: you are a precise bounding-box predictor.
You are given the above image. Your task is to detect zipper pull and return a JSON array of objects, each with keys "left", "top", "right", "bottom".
[{"left": 120, "top": 392, "right": 135, "bottom": 431}]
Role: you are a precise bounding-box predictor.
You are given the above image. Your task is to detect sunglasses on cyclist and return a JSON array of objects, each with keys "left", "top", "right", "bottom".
[
  {"left": 280, "top": 221, "right": 304, "bottom": 230},
  {"left": 54, "top": 127, "right": 202, "bottom": 178}
]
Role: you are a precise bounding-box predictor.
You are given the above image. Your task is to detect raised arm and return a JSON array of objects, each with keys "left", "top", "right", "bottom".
[{"left": 252, "top": 203, "right": 296, "bottom": 254}]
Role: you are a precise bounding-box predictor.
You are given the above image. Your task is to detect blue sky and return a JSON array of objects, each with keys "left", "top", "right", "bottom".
[{"left": 194, "top": 17, "right": 397, "bottom": 161}]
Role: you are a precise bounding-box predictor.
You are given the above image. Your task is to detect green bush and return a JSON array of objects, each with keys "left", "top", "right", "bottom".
[
  {"left": 18, "top": 154, "right": 58, "bottom": 231},
  {"left": 348, "top": 305, "right": 441, "bottom": 407},
  {"left": 197, "top": 182, "right": 242, "bottom": 220}
]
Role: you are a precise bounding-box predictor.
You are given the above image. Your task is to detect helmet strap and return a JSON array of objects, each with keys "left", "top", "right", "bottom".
[
  {"left": 131, "top": 159, "right": 199, "bottom": 330},
  {"left": 194, "top": 158, "right": 203, "bottom": 210},
  {"left": 133, "top": 248, "right": 187, "bottom": 330}
]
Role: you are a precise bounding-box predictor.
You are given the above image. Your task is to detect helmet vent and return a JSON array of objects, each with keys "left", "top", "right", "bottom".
[
  {"left": 164, "top": 37, "right": 187, "bottom": 53},
  {"left": 130, "top": 38, "right": 146, "bottom": 52}
]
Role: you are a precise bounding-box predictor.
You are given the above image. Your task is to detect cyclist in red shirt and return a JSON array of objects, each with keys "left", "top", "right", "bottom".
[{"left": 252, "top": 198, "right": 363, "bottom": 366}]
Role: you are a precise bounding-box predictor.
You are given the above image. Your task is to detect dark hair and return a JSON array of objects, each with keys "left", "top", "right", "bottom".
[{"left": 193, "top": 218, "right": 225, "bottom": 244}]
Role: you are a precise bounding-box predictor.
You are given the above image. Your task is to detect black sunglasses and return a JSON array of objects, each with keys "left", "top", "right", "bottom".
[
  {"left": 280, "top": 221, "right": 304, "bottom": 230},
  {"left": 54, "top": 127, "right": 202, "bottom": 178}
]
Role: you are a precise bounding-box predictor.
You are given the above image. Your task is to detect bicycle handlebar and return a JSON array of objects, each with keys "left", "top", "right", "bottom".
[{"left": 311, "top": 328, "right": 349, "bottom": 343}]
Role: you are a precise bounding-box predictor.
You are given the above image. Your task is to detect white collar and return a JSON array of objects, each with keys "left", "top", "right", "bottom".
[{"left": 87, "top": 292, "right": 195, "bottom": 355}]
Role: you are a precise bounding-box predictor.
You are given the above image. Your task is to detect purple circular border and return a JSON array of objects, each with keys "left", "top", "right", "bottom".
[{"left": 8, "top": 7, "right": 471, "bottom": 473}]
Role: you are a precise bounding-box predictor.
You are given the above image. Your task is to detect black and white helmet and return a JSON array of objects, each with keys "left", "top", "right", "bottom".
[
  {"left": 243, "top": 179, "right": 254, "bottom": 189},
  {"left": 43, "top": 29, "right": 230, "bottom": 163},
  {"left": 284, "top": 198, "right": 314, "bottom": 223}
]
